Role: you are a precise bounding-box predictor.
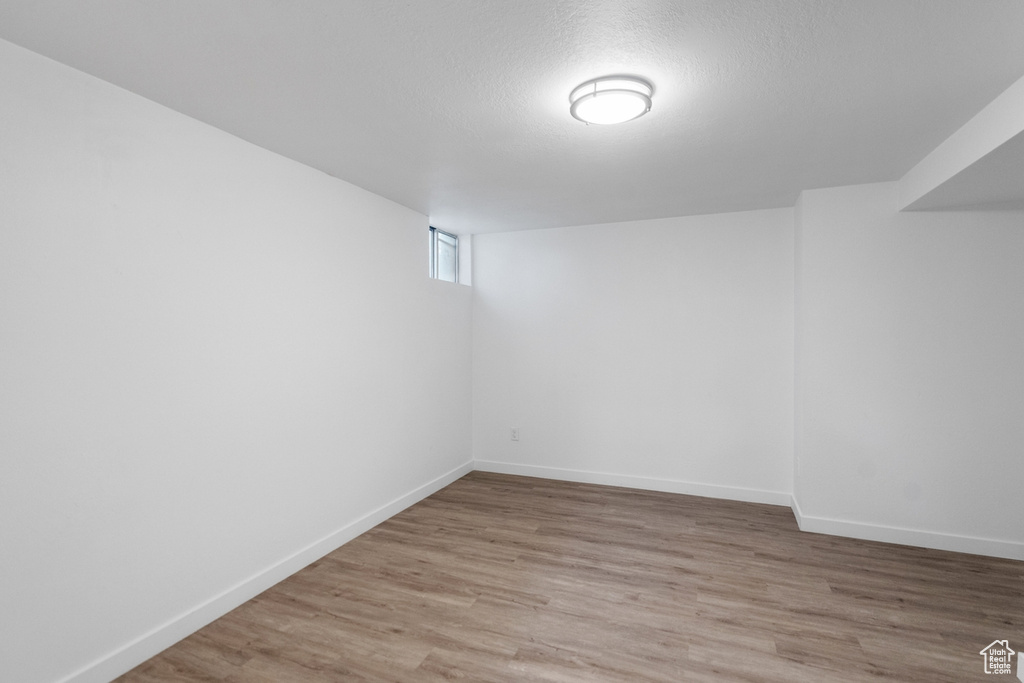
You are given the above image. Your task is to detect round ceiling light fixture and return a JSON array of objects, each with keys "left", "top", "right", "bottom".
[{"left": 569, "top": 75, "right": 653, "bottom": 125}]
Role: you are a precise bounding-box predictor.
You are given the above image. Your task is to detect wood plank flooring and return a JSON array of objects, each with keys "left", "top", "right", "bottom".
[{"left": 116, "top": 472, "right": 1023, "bottom": 682}]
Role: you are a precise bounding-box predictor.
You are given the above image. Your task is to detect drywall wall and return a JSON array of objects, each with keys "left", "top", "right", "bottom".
[
  {"left": 0, "top": 39, "right": 472, "bottom": 683},
  {"left": 472, "top": 210, "right": 795, "bottom": 503},
  {"left": 794, "top": 181, "right": 1024, "bottom": 559}
]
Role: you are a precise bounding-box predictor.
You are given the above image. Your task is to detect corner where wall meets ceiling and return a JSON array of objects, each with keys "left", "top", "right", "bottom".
[{"left": 0, "top": 1, "right": 1023, "bottom": 232}]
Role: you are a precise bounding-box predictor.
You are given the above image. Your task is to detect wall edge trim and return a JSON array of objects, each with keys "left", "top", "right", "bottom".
[
  {"left": 790, "top": 502, "right": 1024, "bottom": 561},
  {"left": 59, "top": 460, "right": 1022, "bottom": 682},
  {"left": 789, "top": 493, "right": 805, "bottom": 528},
  {"left": 474, "top": 463, "right": 1022, "bottom": 561},
  {"left": 59, "top": 460, "right": 474, "bottom": 683},
  {"left": 472, "top": 460, "right": 792, "bottom": 507}
]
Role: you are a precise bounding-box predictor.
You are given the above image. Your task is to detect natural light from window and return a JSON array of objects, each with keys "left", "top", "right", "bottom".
[{"left": 429, "top": 226, "right": 458, "bottom": 283}]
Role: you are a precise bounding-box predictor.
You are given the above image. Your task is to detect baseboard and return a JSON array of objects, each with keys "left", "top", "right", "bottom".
[
  {"left": 790, "top": 495, "right": 1024, "bottom": 562},
  {"left": 473, "top": 460, "right": 792, "bottom": 507},
  {"left": 60, "top": 460, "right": 474, "bottom": 683},
  {"left": 55, "top": 460, "right": 1023, "bottom": 682},
  {"left": 789, "top": 492, "right": 806, "bottom": 529},
  {"left": 472, "top": 463, "right": 1024, "bottom": 561}
]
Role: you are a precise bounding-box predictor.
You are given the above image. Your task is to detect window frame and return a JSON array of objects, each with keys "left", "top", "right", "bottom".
[{"left": 429, "top": 226, "right": 459, "bottom": 283}]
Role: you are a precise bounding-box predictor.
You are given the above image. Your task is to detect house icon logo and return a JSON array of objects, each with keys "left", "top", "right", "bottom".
[{"left": 979, "top": 640, "right": 1016, "bottom": 675}]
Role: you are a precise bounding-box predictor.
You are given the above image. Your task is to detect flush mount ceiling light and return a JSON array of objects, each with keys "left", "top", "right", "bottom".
[{"left": 569, "top": 75, "right": 653, "bottom": 125}]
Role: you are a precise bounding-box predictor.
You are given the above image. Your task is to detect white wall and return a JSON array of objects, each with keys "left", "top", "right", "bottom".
[
  {"left": 794, "top": 181, "right": 1024, "bottom": 558},
  {"left": 4, "top": 29, "right": 1022, "bottom": 683},
  {"left": 472, "top": 210, "right": 795, "bottom": 503},
  {"left": 0, "top": 39, "right": 472, "bottom": 683}
]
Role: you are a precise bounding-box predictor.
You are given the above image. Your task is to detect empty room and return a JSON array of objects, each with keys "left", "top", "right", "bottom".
[{"left": 2, "top": 1, "right": 1023, "bottom": 682}]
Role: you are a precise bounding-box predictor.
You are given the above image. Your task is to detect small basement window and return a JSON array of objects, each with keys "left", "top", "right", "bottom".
[{"left": 429, "top": 226, "right": 458, "bottom": 283}]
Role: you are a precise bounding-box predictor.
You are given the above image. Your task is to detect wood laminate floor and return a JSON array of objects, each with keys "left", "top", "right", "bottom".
[{"left": 116, "top": 472, "right": 1022, "bottom": 682}]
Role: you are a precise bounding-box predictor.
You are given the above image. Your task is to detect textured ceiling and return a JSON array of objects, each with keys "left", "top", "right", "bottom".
[{"left": 1, "top": 1, "right": 1023, "bottom": 233}]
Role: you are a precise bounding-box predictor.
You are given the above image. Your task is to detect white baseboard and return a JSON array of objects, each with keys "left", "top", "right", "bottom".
[
  {"left": 57, "top": 459, "right": 1023, "bottom": 683},
  {"left": 61, "top": 460, "right": 474, "bottom": 683},
  {"left": 473, "top": 460, "right": 792, "bottom": 507},
  {"left": 789, "top": 492, "right": 807, "bottom": 528},
  {"left": 474, "top": 462, "right": 1024, "bottom": 561},
  {"left": 790, "top": 495, "right": 1024, "bottom": 561}
]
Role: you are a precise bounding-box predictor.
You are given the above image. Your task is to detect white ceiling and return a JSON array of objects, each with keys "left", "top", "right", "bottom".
[{"left": 1, "top": 1, "right": 1023, "bottom": 234}]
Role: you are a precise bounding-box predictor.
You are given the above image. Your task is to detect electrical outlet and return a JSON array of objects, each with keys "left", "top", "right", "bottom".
[{"left": 511, "top": 427, "right": 520, "bottom": 441}]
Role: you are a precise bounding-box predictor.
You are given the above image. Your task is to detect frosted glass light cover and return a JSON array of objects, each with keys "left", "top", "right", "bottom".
[{"left": 569, "top": 76, "right": 653, "bottom": 125}]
